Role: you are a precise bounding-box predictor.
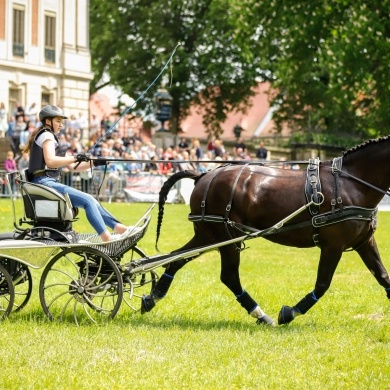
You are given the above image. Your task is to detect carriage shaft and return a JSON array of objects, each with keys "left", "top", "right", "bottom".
[{"left": 129, "top": 201, "right": 317, "bottom": 275}]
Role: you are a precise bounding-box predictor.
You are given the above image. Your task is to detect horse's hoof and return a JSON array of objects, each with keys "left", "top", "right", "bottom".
[
  {"left": 256, "top": 314, "right": 276, "bottom": 326},
  {"left": 141, "top": 294, "right": 155, "bottom": 314},
  {"left": 278, "top": 305, "right": 296, "bottom": 325}
]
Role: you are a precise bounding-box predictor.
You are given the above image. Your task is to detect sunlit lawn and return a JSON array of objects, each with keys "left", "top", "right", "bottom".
[{"left": 0, "top": 199, "right": 389, "bottom": 389}]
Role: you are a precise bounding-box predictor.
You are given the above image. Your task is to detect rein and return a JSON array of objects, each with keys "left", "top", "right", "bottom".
[
  {"left": 89, "top": 43, "right": 182, "bottom": 151},
  {"left": 337, "top": 170, "right": 390, "bottom": 197},
  {"left": 90, "top": 157, "right": 390, "bottom": 197}
]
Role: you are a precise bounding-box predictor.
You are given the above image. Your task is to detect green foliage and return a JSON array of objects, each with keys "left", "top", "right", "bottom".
[
  {"left": 289, "top": 131, "right": 362, "bottom": 149},
  {"left": 90, "top": 0, "right": 262, "bottom": 137},
  {"left": 250, "top": 0, "right": 390, "bottom": 138},
  {"left": 90, "top": 1, "right": 390, "bottom": 142},
  {"left": 1, "top": 200, "right": 390, "bottom": 388}
]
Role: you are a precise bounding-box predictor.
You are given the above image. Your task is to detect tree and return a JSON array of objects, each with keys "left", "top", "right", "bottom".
[
  {"left": 247, "top": 0, "right": 390, "bottom": 141},
  {"left": 89, "top": 0, "right": 264, "bottom": 138}
]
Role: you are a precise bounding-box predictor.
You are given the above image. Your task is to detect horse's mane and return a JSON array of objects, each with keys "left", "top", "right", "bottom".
[{"left": 342, "top": 135, "right": 390, "bottom": 157}]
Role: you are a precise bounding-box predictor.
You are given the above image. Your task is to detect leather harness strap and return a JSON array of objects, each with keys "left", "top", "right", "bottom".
[
  {"left": 224, "top": 163, "right": 249, "bottom": 220},
  {"left": 200, "top": 165, "right": 225, "bottom": 219},
  {"left": 305, "top": 158, "right": 322, "bottom": 216},
  {"left": 331, "top": 157, "right": 343, "bottom": 214}
]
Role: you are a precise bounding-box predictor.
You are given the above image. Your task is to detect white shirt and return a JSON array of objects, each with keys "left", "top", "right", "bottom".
[{"left": 35, "top": 131, "right": 58, "bottom": 148}]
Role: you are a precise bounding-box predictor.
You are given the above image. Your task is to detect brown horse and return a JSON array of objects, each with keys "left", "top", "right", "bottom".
[{"left": 141, "top": 137, "right": 390, "bottom": 326}]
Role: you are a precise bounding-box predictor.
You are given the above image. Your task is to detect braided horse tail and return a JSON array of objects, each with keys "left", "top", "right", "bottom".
[{"left": 156, "top": 170, "right": 201, "bottom": 250}]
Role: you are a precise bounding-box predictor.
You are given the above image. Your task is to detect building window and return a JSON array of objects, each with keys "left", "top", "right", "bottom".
[
  {"left": 13, "top": 7, "right": 25, "bottom": 57},
  {"left": 41, "top": 93, "right": 51, "bottom": 107},
  {"left": 44, "top": 14, "right": 56, "bottom": 63}
]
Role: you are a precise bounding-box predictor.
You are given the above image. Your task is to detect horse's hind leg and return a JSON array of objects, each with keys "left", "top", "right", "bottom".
[
  {"left": 355, "top": 237, "right": 390, "bottom": 299},
  {"left": 278, "top": 246, "right": 343, "bottom": 325},
  {"left": 219, "top": 245, "right": 275, "bottom": 326}
]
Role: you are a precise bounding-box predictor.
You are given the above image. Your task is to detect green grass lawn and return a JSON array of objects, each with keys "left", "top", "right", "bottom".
[{"left": 0, "top": 199, "right": 389, "bottom": 389}]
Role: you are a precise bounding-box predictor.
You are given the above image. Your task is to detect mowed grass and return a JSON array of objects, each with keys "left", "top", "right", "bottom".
[{"left": 0, "top": 199, "right": 389, "bottom": 389}]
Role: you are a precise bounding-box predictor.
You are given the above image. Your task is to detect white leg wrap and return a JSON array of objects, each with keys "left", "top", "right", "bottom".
[{"left": 250, "top": 305, "right": 265, "bottom": 319}]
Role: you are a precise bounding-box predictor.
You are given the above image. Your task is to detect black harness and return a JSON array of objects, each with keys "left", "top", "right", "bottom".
[
  {"left": 305, "top": 158, "right": 322, "bottom": 216},
  {"left": 188, "top": 159, "right": 378, "bottom": 250}
]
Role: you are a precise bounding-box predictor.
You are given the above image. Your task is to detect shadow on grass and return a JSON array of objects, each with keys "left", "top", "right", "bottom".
[{"left": 5, "top": 306, "right": 320, "bottom": 335}]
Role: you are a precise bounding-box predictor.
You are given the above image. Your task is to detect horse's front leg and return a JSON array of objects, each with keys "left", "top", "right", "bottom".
[
  {"left": 219, "top": 245, "right": 275, "bottom": 326},
  {"left": 141, "top": 237, "right": 200, "bottom": 314},
  {"left": 278, "top": 246, "right": 343, "bottom": 325},
  {"left": 141, "top": 258, "right": 192, "bottom": 314},
  {"left": 355, "top": 237, "right": 390, "bottom": 299}
]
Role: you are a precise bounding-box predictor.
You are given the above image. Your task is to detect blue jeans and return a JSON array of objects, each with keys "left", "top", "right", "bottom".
[{"left": 31, "top": 176, "right": 120, "bottom": 235}]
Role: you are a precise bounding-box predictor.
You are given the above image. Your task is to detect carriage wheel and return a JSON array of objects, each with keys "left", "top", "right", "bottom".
[
  {"left": 39, "top": 246, "right": 123, "bottom": 325},
  {"left": 0, "top": 264, "right": 14, "bottom": 320},
  {"left": 121, "top": 246, "right": 159, "bottom": 312},
  {"left": 10, "top": 262, "right": 33, "bottom": 313}
]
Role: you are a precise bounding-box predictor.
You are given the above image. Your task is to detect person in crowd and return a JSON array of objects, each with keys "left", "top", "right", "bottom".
[
  {"left": 76, "top": 112, "right": 87, "bottom": 141},
  {"left": 121, "top": 128, "right": 133, "bottom": 148},
  {"left": 6, "top": 115, "right": 15, "bottom": 139},
  {"left": 13, "top": 102, "right": 24, "bottom": 118},
  {"left": 197, "top": 158, "right": 210, "bottom": 173},
  {"left": 11, "top": 114, "right": 27, "bottom": 157},
  {"left": 169, "top": 149, "right": 182, "bottom": 173},
  {"left": 4, "top": 150, "right": 17, "bottom": 172},
  {"left": 159, "top": 152, "right": 173, "bottom": 175},
  {"left": 112, "top": 139, "right": 126, "bottom": 157},
  {"left": 179, "top": 150, "right": 197, "bottom": 171},
  {"left": 256, "top": 141, "right": 268, "bottom": 161},
  {"left": 19, "top": 120, "right": 33, "bottom": 152},
  {"left": 191, "top": 138, "right": 203, "bottom": 160},
  {"left": 0, "top": 102, "right": 8, "bottom": 137},
  {"left": 66, "top": 114, "right": 79, "bottom": 138},
  {"left": 213, "top": 139, "right": 225, "bottom": 158},
  {"left": 100, "top": 116, "right": 111, "bottom": 132},
  {"left": 18, "top": 152, "right": 30, "bottom": 171},
  {"left": 235, "top": 147, "right": 246, "bottom": 160},
  {"left": 25, "top": 103, "right": 38, "bottom": 125},
  {"left": 178, "top": 137, "right": 189, "bottom": 152},
  {"left": 234, "top": 136, "right": 247, "bottom": 157},
  {"left": 89, "top": 114, "right": 100, "bottom": 140},
  {"left": 144, "top": 154, "right": 160, "bottom": 174},
  {"left": 22, "top": 105, "right": 134, "bottom": 242},
  {"left": 4, "top": 150, "right": 17, "bottom": 196},
  {"left": 207, "top": 136, "right": 216, "bottom": 154},
  {"left": 68, "top": 137, "right": 85, "bottom": 155},
  {"left": 124, "top": 151, "right": 142, "bottom": 174}
]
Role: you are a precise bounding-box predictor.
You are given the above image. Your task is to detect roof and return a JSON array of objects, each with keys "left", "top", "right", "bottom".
[{"left": 180, "top": 82, "right": 290, "bottom": 140}]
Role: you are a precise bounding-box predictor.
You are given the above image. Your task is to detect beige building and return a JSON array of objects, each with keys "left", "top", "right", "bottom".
[{"left": 0, "top": 0, "right": 92, "bottom": 123}]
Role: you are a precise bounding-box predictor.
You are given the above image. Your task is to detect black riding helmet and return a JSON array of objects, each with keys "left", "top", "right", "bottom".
[{"left": 39, "top": 105, "right": 68, "bottom": 123}]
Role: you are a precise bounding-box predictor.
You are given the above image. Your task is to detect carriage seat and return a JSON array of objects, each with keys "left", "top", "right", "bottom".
[{"left": 17, "top": 169, "right": 78, "bottom": 226}]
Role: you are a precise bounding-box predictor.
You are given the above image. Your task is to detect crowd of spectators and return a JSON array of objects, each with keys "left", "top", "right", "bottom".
[
  {"left": 0, "top": 101, "right": 269, "bottom": 170},
  {"left": 0, "top": 101, "right": 278, "bottom": 198}
]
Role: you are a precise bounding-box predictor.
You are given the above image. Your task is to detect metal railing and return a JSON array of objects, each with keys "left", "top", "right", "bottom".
[
  {"left": 0, "top": 169, "right": 176, "bottom": 203},
  {"left": 1, "top": 169, "right": 389, "bottom": 208},
  {"left": 0, "top": 169, "right": 126, "bottom": 200}
]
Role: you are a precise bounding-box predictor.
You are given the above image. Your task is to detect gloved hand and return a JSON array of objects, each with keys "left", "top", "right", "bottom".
[
  {"left": 75, "top": 153, "right": 91, "bottom": 163},
  {"left": 74, "top": 153, "right": 91, "bottom": 169},
  {"left": 92, "top": 159, "right": 107, "bottom": 167}
]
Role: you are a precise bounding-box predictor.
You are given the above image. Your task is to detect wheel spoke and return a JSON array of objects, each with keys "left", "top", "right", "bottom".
[
  {"left": 40, "top": 247, "right": 123, "bottom": 324},
  {"left": 121, "top": 270, "right": 159, "bottom": 312},
  {"left": 0, "top": 264, "right": 14, "bottom": 319}
]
